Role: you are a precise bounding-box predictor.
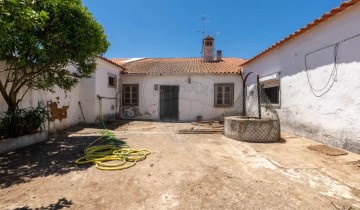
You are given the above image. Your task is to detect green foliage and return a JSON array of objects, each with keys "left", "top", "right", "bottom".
[
  {"left": 99, "top": 130, "right": 122, "bottom": 145},
  {"left": 0, "top": 106, "right": 49, "bottom": 139},
  {"left": 0, "top": 0, "right": 109, "bottom": 111}
]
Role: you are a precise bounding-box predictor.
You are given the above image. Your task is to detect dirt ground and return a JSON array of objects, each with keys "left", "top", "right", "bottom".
[{"left": 1, "top": 121, "right": 360, "bottom": 210}]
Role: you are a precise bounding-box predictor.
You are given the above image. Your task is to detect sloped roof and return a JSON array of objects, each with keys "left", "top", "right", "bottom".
[
  {"left": 108, "top": 58, "right": 129, "bottom": 64},
  {"left": 242, "top": 0, "right": 360, "bottom": 66},
  {"left": 109, "top": 57, "right": 246, "bottom": 75},
  {"left": 97, "top": 56, "right": 126, "bottom": 72}
]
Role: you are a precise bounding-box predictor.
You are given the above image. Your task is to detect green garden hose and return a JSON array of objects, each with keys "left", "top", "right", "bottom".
[
  {"left": 75, "top": 144, "right": 151, "bottom": 170},
  {"left": 75, "top": 99, "right": 151, "bottom": 170}
]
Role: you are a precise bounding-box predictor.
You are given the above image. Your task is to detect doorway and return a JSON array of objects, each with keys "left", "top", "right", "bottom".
[{"left": 160, "top": 85, "right": 179, "bottom": 121}]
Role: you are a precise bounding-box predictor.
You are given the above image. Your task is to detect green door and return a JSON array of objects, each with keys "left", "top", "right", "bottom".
[{"left": 160, "top": 85, "right": 179, "bottom": 121}]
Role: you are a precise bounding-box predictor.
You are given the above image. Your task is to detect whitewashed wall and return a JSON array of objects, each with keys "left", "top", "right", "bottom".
[
  {"left": 243, "top": 3, "right": 360, "bottom": 153},
  {"left": 0, "top": 76, "right": 82, "bottom": 132},
  {"left": 0, "top": 58, "right": 123, "bottom": 132},
  {"left": 78, "top": 72, "right": 96, "bottom": 124},
  {"left": 94, "top": 59, "right": 122, "bottom": 122},
  {"left": 121, "top": 74, "right": 243, "bottom": 121}
]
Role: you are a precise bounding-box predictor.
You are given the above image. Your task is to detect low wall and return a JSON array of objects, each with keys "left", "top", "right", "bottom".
[
  {"left": 224, "top": 116, "right": 280, "bottom": 143},
  {"left": 0, "top": 132, "right": 48, "bottom": 154}
]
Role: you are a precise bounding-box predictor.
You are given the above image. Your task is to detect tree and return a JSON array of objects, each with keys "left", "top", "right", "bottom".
[{"left": 0, "top": 0, "right": 109, "bottom": 112}]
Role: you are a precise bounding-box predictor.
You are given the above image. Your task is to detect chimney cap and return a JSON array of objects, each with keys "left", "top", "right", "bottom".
[
  {"left": 203, "top": 35, "right": 214, "bottom": 40},
  {"left": 216, "top": 50, "right": 222, "bottom": 61}
]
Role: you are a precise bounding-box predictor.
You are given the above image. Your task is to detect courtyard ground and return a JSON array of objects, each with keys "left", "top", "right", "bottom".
[{"left": 0, "top": 121, "right": 359, "bottom": 210}]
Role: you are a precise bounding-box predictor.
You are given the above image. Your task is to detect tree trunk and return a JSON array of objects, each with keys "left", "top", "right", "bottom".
[
  {"left": 5, "top": 94, "right": 19, "bottom": 138},
  {"left": 7, "top": 95, "right": 18, "bottom": 113},
  {"left": 7, "top": 103, "right": 17, "bottom": 113}
]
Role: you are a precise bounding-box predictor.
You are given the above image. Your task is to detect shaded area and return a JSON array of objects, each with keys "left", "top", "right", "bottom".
[
  {"left": 15, "top": 197, "right": 72, "bottom": 210},
  {"left": 80, "top": 120, "right": 130, "bottom": 131},
  {"left": 0, "top": 127, "right": 92, "bottom": 188},
  {"left": 0, "top": 122, "right": 128, "bottom": 189}
]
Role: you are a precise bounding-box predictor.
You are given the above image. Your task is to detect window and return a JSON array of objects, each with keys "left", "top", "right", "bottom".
[
  {"left": 260, "top": 73, "right": 281, "bottom": 107},
  {"left": 123, "top": 84, "right": 139, "bottom": 106},
  {"left": 205, "top": 41, "right": 213, "bottom": 47},
  {"left": 264, "top": 86, "right": 280, "bottom": 104},
  {"left": 214, "top": 83, "right": 234, "bottom": 107},
  {"left": 108, "top": 74, "right": 117, "bottom": 88}
]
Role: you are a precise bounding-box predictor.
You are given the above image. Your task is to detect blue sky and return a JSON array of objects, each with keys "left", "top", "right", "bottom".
[{"left": 83, "top": 0, "right": 343, "bottom": 59}]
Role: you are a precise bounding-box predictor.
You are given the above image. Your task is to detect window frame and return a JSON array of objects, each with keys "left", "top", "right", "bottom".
[
  {"left": 122, "top": 84, "right": 139, "bottom": 106},
  {"left": 108, "top": 73, "right": 117, "bottom": 88},
  {"left": 214, "top": 83, "right": 234, "bottom": 108},
  {"left": 261, "top": 81, "right": 281, "bottom": 109}
]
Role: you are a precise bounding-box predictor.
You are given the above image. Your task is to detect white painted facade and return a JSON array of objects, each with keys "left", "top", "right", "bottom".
[
  {"left": 121, "top": 74, "right": 243, "bottom": 121},
  {"left": 96, "top": 59, "right": 122, "bottom": 121},
  {"left": 242, "top": 3, "right": 360, "bottom": 153},
  {"left": 82, "top": 58, "right": 122, "bottom": 123},
  {"left": 0, "top": 58, "right": 123, "bottom": 132}
]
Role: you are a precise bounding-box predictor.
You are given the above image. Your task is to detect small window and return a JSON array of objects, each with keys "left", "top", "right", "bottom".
[
  {"left": 214, "top": 83, "right": 234, "bottom": 107},
  {"left": 264, "top": 86, "right": 280, "bottom": 104},
  {"left": 123, "top": 84, "right": 139, "bottom": 106},
  {"left": 108, "top": 74, "right": 117, "bottom": 88},
  {"left": 260, "top": 73, "right": 281, "bottom": 107},
  {"left": 205, "top": 41, "right": 212, "bottom": 47}
]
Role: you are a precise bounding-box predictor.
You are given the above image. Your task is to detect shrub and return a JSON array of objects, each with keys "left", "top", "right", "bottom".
[{"left": 0, "top": 106, "right": 49, "bottom": 139}]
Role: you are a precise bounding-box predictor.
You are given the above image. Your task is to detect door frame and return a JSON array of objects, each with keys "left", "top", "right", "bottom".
[{"left": 159, "top": 85, "right": 179, "bottom": 121}]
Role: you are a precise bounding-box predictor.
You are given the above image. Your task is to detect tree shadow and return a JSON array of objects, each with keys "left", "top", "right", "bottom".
[
  {"left": 75, "top": 120, "right": 130, "bottom": 131},
  {"left": 0, "top": 123, "right": 127, "bottom": 189},
  {"left": 103, "top": 120, "right": 131, "bottom": 130},
  {"left": 14, "top": 197, "right": 73, "bottom": 210}
]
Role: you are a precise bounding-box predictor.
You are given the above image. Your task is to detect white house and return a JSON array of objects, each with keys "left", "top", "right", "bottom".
[
  {"left": 242, "top": 0, "right": 360, "bottom": 153},
  {"left": 0, "top": 57, "right": 125, "bottom": 132},
  {"left": 4, "top": 1, "right": 358, "bottom": 155},
  {"left": 1, "top": 35, "right": 246, "bottom": 131},
  {"left": 110, "top": 36, "right": 246, "bottom": 122}
]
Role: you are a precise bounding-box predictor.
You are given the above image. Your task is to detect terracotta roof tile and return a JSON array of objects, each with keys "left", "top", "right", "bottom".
[
  {"left": 109, "top": 57, "right": 246, "bottom": 75},
  {"left": 109, "top": 58, "right": 129, "bottom": 64},
  {"left": 242, "top": 0, "right": 360, "bottom": 66},
  {"left": 97, "top": 56, "right": 126, "bottom": 72}
]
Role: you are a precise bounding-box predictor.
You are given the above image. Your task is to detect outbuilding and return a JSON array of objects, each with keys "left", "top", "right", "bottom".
[
  {"left": 110, "top": 36, "right": 246, "bottom": 122},
  {"left": 0, "top": 57, "right": 125, "bottom": 132},
  {"left": 241, "top": 0, "right": 360, "bottom": 153}
]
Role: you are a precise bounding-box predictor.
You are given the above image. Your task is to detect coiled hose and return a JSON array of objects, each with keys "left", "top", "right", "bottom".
[{"left": 75, "top": 130, "right": 151, "bottom": 170}]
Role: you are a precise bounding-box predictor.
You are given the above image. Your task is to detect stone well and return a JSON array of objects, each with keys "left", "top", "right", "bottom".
[{"left": 224, "top": 116, "right": 280, "bottom": 143}]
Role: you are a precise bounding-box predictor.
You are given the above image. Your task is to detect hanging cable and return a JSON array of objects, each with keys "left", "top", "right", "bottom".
[{"left": 304, "top": 33, "right": 360, "bottom": 97}]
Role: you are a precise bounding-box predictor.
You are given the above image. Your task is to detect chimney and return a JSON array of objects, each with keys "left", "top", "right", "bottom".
[
  {"left": 202, "top": 36, "right": 214, "bottom": 62},
  {"left": 216, "top": 50, "right": 222, "bottom": 61}
]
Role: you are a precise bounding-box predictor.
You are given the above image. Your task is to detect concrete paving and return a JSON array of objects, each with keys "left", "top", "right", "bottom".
[{"left": 0, "top": 121, "right": 359, "bottom": 209}]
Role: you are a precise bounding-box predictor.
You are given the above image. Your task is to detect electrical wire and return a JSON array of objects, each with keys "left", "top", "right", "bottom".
[
  {"left": 304, "top": 33, "right": 360, "bottom": 97},
  {"left": 305, "top": 43, "right": 339, "bottom": 95}
]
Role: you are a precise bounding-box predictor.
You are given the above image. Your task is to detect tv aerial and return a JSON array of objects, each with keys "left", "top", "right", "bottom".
[
  {"left": 197, "top": 16, "right": 221, "bottom": 54},
  {"left": 197, "top": 15, "right": 209, "bottom": 38}
]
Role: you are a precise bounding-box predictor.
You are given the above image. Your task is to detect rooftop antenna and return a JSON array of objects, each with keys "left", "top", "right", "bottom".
[
  {"left": 197, "top": 15, "right": 209, "bottom": 39},
  {"left": 197, "top": 15, "right": 209, "bottom": 55},
  {"left": 208, "top": 31, "right": 221, "bottom": 38}
]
